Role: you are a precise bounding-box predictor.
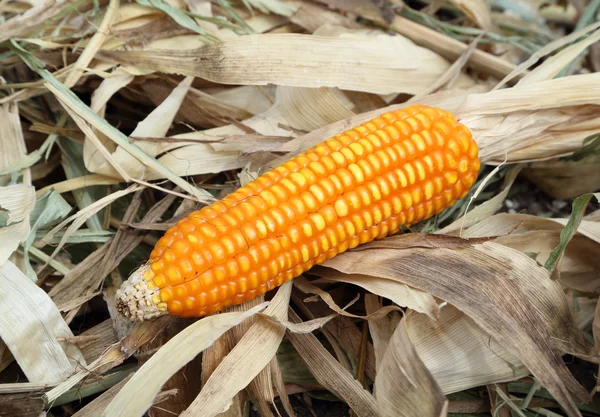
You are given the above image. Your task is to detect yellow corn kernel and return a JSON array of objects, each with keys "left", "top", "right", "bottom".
[{"left": 116, "top": 104, "right": 480, "bottom": 320}]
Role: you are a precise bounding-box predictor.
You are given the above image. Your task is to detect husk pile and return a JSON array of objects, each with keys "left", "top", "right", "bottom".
[{"left": 1, "top": 1, "right": 600, "bottom": 417}]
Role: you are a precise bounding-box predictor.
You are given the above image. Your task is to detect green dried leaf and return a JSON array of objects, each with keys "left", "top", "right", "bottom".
[
  {"left": 135, "top": 0, "right": 211, "bottom": 40},
  {"left": 23, "top": 190, "right": 72, "bottom": 280},
  {"left": 544, "top": 193, "right": 594, "bottom": 273}
]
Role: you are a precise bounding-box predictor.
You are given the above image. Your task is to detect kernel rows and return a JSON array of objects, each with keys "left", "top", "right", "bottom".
[
  {"left": 142, "top": 105, "right": 480, "bottom": 316},
  {"left": 160, "top": 168, "right": 472, "bottom": 317}
]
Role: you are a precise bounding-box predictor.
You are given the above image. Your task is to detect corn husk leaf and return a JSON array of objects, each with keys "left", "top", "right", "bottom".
[
  {"left": 0, "top": 261, "right": 84, "bottom": 384},
  {"left": 457, "top": 74, "right": 600, "bottom": 163},
  {"left": 365, "top": 294, "right": 394, "bottom": 371},
  {"left": 44, "top": 316, "right": 174, "bottom": 403},
  {"left": 523, "top": 155, "right": 600, "bottom": 200},
  {"left": 438, "top": 166, "right": 522, "bottom": 235},
  {"left": 459, "top": 213, "right": 600, "bottom": 294},
  {"left": 97, "top": 27, "right": 472, "bottom": 95},
  {"left": 408, "top": 304, "right": 525, "bottom": 394},
  {"left": 311, "top": 0, "right": 518, "bottom": 80},
  {"left": 375, "top": 317, "right": 448, "bottom": 417},
  {"left": 290, "top": 1, "right": 361, "bottom": 33},
  {"left": 323, "top": 238, "right": 597, "bottom": 417},
  {"left": 311, "top": 264, "right": 439, "bottom": 319}
]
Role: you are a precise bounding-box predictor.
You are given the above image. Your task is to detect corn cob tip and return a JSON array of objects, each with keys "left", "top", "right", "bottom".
[{"left": 116, "top": 265, "right": 166, "bottom": 321}]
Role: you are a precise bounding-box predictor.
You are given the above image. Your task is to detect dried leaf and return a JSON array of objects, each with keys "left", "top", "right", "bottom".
[
  {"left": 438, "top": 166, "right": 521, "bottom": 235},
  {"left": 181, "top": 283, "right": 292, "bottom": 417},
  {"left": 313, "top": 266, "right": 439, "bottom": 320},
  {"left": 408, "top": 304, "right": 525, "bottom": 394},
  {"left": 324, "top": 239, "right": 596, "bottom": 417},
  {"left": 0, "top": 261, "right": 84, "bottom": 384},
  {"left": 449, "top": 0, "right": 495, "bottom": 31},
  {"left": 522, "top": 155, "right": 600, "bottom": 200},
  {"left": 102, "top": 303, "right": 268, "bottom": 417},
  {"left": 12, "top": 42, "right": 210, "bottom": 201},
  {"left": 545, "top": 194, "right": 593, "bottom": 273},
  {"left": 286, "top": 309, "right": 380, "bottom": 417},
  {"left": 98, "top": 29, "right": 466, "bottom": 95},
  {"left": 0, "top": 99, "right": 28, "bottom": 184},
  {"left": 375, "top": 317, "right": 448, "bottom": 417},
  {"left": 35, "top": 185, "right": 143, "bottom": 263}
]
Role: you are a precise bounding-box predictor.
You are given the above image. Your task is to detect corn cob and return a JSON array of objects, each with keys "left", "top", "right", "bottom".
[{"left": 116, "top": 104, "right": 480, "bottom": 321}]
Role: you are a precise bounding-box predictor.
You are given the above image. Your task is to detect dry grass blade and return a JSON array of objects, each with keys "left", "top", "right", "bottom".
[
  {"left": 71, "top": 374, "right": 133, "bottom": 417},
  {"left": 286, "top": 309, "right": 379, "bottom": 417},
  {"left": 375, "top": 318, "right": 448, "bottom": 417},
  {"left": 181, "top": 283, "right": 292, "bottom": 417},
  {"left": 102, "top": 303, "right": 268, "bottom": 417},
  {"left": 13, "top": 46, "right": 211, "bottom": 201},
  {"left": 35, "top": 185, "right": 142, "bottom": 264},
  {"left": 518, "top": 28, "right": 600, "bottom": 85},
  {"left": 87, "top": 76, "right": 194, "bottom": 179},
  {"left": 324, "top": 238, "right": 596, "bottom": 417},
  {"left": 0, "top": 261, "right": 84, "bottom": 384},
  {"left": 47, "top": 189, "right": 177, "bottom": 314},
  {"left": 98, "top": 30, "right": 465, "bottom": 94}
]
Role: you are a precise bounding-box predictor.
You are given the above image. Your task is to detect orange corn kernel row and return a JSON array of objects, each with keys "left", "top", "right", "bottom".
[{"left": 116, "top": 104, "right": 480, "bottom": 321}]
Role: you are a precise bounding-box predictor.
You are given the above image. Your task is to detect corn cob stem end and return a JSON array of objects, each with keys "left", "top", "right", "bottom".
[{"left": 116, "top": 265, "right": 166, "bottom": 321}]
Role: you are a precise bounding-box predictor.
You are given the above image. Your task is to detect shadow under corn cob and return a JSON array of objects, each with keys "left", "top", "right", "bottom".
[{"left": 116, "top": 104, "right": 480, "bottom": 321}]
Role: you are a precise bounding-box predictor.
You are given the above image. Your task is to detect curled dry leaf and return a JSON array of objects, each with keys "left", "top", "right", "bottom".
[
  {"left": 293, "top": 276, "right": 404, "bottom": 320},
  {"left": 102, "top": 302, "right": 269, "bottom": 417},
  {"left": 523, "top": 156, "right": 600, "bottom": 200},
  {"left": 375, "top": 318, "right": 448, "bottom": 417},
  {"left": 407, "top": 304, "right": 525, "bottom": 394},
  {"left": 365, "top": 294, "right": 394, "bottom": 370},
  {"left": 323, "top": 238, "right": 597, "bottom": 417},
  {"left": 312, "top": 266, "right": 440, "bottom": 320},
  {"left": 0, "top": 261, "right": 84, "bottom": 384}
]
